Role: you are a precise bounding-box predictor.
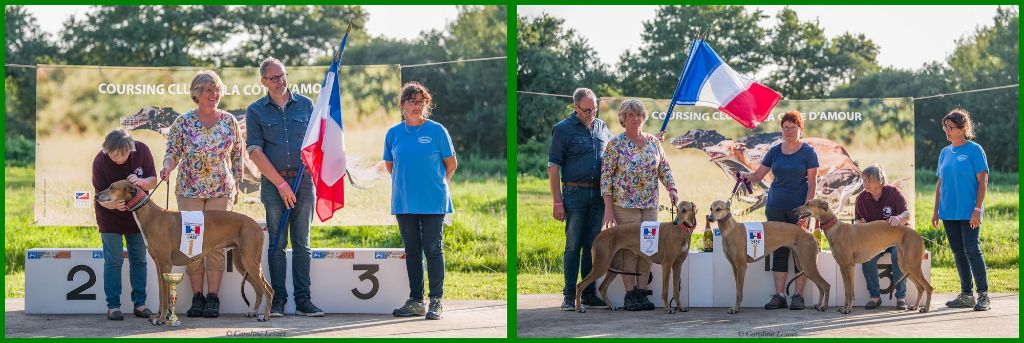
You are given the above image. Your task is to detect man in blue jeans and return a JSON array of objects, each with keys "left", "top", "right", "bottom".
[
  {"left": 92, "top": 128, "right": 156, "bottom": 320},
  {"left": 246, "top": 57, "right": 323, "bottom": 317},
  {"left": 548, "top": 88, "right": 612, "bottom": 310}
]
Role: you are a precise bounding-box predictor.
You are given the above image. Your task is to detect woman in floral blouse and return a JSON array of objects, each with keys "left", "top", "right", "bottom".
[
  {"left": 159, "top": 70, "right": 243, "bottom": 318},
  {"left": 600, "top": 99, "right": 678, "bottom": 311}
]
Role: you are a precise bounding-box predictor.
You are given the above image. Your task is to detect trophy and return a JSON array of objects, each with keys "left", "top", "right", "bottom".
[{"left": 161, "top": 272, "right": 184, "bottom": 326}]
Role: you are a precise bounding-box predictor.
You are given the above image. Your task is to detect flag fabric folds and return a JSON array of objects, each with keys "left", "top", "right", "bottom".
[
  {"left": 300, "top": 31, "right": 350, "bottom": 222},
  {"left": 671, "top": 39, "right": 782, "bottom": 129}
]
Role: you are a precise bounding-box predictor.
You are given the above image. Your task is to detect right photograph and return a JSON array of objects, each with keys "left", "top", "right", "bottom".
[{"left": 516, "top": 5, "right": 1019, "bottom": 338}]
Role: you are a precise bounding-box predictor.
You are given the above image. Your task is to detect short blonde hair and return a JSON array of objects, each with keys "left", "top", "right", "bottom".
[
  {"left": 862, "top": 164, "right": 887, "bottom": 185},
  {"left": 190, "top": 70, "right": 225, "bottom": 104},
  {"left": 617, "top": 99, "right": 647, "bottom": 125},
  {"left": 102, "top": 128, "right": 135, "bottom": 154}
]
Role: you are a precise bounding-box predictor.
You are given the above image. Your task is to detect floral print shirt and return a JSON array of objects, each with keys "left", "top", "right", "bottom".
[
  {"left": 165, "top": 110, "right": 243, "bottom": 199},
  {"left": 600, "top": 132, "right": 676, "bottom": 209}
]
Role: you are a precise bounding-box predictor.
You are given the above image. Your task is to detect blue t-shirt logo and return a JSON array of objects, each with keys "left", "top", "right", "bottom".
[
  {"left": 418, "top": 136, "right": 432, "bottom": 144},
  {"left": 956, "top": 154, "right": 968, "bottom": 162}
]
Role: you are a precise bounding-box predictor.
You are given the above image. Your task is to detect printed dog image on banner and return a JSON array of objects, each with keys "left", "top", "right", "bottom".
[
  {"left": 34, "top": 65, "right": 400, "bottom": 226},
  {"left": 595, "top": 97, "right": 916, "bottom": 224}
]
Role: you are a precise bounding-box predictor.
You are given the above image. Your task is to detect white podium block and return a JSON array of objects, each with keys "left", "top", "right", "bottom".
[
  {"left": 307, "top": 248, "right": 410, "bottom": 314},
  {"left": 686, "top": 252, "right": 713, "bottom": 307},
  {"left": 830, "top": 250, "right": 932, "bottom": 306},
  {"left": 709, "top": 227, "right": 823, "bottom": 308}
]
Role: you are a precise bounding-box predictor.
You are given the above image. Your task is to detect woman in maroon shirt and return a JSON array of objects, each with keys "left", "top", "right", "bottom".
[
  {"left": 92, "top": 128, "right": 156, "bottom": 320},
  {"left": 854, "top": 164, "right": 910, "bottom": 310}
]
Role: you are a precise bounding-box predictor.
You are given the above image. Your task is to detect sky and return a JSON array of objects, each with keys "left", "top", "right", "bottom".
[
  {"left": 22, "top": 5, "right": 460, "bottom": 42},
  {"left": 519, "top": 5, "right": 1009, "bottom": 70}
]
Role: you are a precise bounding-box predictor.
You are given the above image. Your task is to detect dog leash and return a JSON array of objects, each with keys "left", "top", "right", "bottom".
[{"left": 729, "top": 171, "right": 754, "bottom": 203}]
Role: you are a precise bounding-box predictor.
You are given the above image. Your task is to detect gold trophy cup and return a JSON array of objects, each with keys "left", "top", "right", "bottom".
[{"left": 162, "top": 272, "right": 184, "bottom": 326}]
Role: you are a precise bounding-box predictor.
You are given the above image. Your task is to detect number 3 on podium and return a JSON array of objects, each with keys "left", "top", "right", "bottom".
[{"left": 351, "top": 264, "right": 380, "bottom": 300}]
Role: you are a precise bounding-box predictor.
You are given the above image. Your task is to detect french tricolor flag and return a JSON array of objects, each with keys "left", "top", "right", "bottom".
[
  {"left": 671, "top": 39, "right": 782, "bottom": 129},
  {"left": 300, "top": 30, "right": 350, "bottom": 222}
]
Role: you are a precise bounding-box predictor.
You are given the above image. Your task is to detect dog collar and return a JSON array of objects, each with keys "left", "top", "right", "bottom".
[
  {"left": 125, "top": 188, "right": 151, "bottom": 212},
  {"left": 818, "top": 217, "right": 838, "bottom": 231}
]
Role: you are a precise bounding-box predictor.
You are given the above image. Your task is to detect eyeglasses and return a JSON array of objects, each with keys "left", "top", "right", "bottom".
[
  {"left": 781, "top": 126, "right": 800, "bottom": 131},
  {"left": 942, "top": 124, "right": 960, "bottom": 132},
  {"left": 263, "top": 73, "right": 287, "bottom": 83},
  {"left": 405, "top": 99, "right": 427, "bottom": 106},
  {"left": 576, "top": 106, "right": 596, "bottom": 115}
]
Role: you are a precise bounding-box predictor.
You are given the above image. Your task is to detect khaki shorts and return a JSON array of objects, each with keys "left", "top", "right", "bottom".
[
  {"left": 177, "top": 196, "right": 229, "bottom": 274},
  {"left": 612, "top": 205, "right": 658, "bottom": 225}
]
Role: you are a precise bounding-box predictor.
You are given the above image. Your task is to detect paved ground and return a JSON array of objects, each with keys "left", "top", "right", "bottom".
[
  {"left": 5, "top": 298, "right": 506, "bottom": 338},
  {"left": 517, "top": 293, "right": 1018, "bottom": 338}
]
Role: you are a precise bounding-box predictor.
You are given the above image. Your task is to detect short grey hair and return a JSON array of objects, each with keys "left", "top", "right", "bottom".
[
  {"left": 189, "top": 70, "right": 225, "bottom": 104},
  {"left": 617, "top": 99, "right": 647, "bottom": 125},
  {"left": 862, "top": 164, "right": 887, "bottom": 185},
  {"left": 259, "top": 57, "right": 285, "bottom": 78},
  {"left": 572, "top": 87, "right": 596, "bottom": 105},
  {"left": 102, "top": 128, "right": 135, "bottom": 154}
]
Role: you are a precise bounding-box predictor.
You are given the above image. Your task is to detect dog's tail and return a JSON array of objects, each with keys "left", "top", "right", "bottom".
[
  {"left": 784, "top": 271, "right": 805, "bottom": 297},
  {"left": 889, "top": 274, "right": 911, "bottom": 300},
  {"left": 241, "top": 272, "right": 251, "bottom": 308}
]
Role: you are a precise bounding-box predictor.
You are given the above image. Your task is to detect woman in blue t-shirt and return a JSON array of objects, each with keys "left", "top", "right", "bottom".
[
  {"left": 384, "top": 82, "right": 458, "bottom": 320},
  {"left": 931, "top": 108, "right": 990, "bottom": 311},
  {"left": 741, "top": 111, "right": 819, "bottom": 311}
]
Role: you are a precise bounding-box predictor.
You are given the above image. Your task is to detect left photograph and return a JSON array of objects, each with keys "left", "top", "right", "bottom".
[{"left": 5, "top": 5, "right": 507, "bottom": 338}]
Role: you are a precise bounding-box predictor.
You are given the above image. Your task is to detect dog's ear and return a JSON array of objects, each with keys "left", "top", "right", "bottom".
[
  {"left": 725, "top": 199, "right": 732, "bottom": 210},
  {"left": 821, "top": 200, "right": 829, "bottom": 213}
]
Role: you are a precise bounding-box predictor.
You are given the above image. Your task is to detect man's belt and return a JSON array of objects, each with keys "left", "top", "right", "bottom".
[
  {"left": 278, "top": 169, "right": 308, "bottom": 178},
  {"left": 564, "top": 181, "right": 597, "bottom": 188}
]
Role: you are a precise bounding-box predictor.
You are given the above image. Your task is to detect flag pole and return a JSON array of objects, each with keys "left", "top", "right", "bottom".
[
  {"left": 270, "top": 24, "right": 353, "bottom": 252},
  {"left": 658, "top": 37, "right": 703, "bottom": 134}
]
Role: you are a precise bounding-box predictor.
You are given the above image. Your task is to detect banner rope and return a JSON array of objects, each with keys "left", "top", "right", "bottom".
[
  {"left": 5, "top": 56, "right": 507, "bottom": 71},
  {"left": 518, "top": 83, "right": 1020, "bottom": 102}
]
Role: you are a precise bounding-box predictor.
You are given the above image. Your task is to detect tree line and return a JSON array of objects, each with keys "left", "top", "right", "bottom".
[
  {"left": 5, "top": 5, "right": 507, "bottom": 168},
  {"left": 517, "top": 5, "right": 1018, "bottom": 173}
]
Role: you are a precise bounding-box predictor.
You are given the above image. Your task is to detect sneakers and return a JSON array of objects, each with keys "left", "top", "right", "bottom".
[
  {"left": 560, "top": 295, "right": 576, "bottom": 311},
  {"left": 270, "top": 297, "right": 286, "bottom": 317},
  {"left": 789, "top": 294, "right": 805, "bottom": 310},
  {"left": 203, "top": 293, "right": 220, "bottom": 318},
  {"left": 133, "top": 306, "right": 154, "bottom": 318},
  {"left": 764, "top": 294, "right": 788, "bottom": 310},
  {"left": 186, "top": 292, "right": 206, "bottom": 317},
  {"left": 864, "top": 299, "right": 881, "bottom": 310},
  {"left": 394, "top": 298, "right": 427, "bottom": 317},
  {"left": 107, "top": 308, "right": 124, "bottom": 321},
  {"left": 896, "top": 299, "right": 907, "bottom": 310},
  {"left": 624, "top": 290, "right": 643, "bottom": 311},
  {"left": 426, "top": 297, "right": 443, "bottom": 320},
  {"left": 945, "top": 292, "right": 976, "bottom": 308},
  {"left": 296, "top": 299, "right": 325, "bottom": 317},
  {"left": 974, "top": 292, "right": 991, "bottom": 311},
  {"left": 636, "top": 288, "right": 655, "bottom": 311},
  {"left": 580, "top": 293, "right": 607, "bottom": 307}
]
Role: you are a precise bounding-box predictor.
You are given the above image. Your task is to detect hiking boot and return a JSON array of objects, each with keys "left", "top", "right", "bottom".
[
  {"left": 270, "top": 297, "right": 285, "bottom": 317},
  {"left": 945, "top": 292, "right": 975, "bottom": 308},
  {"left": 581, "top": 293, "right": 607, "bottom": 307},
  {"left": 789, "top": 294, "right": 805, "bottom": 310},
  {"left": 107, "top": 308, "right": 124, "bottom": 321},
  {"left": 133, "top": 306, "right": 154, "bottom": 318},
  {"left": 296, "top": 299, "right": 324, "bottom": 317},
  {"left": 637, "top": 288, "right": 655, "bottom": 311},
  {"left": 394, "top": 298, "right": 426, "bottom": 317},
  {"left": 864, "top": 299, "right": 881, "bottom": 310},
  {"left": 896, "top": 299, "right": 907, "bottom": 310},
  {"left": 203, "top": 293, "right": 220, "bottom": 318},
  {"left": 974, "top": 292, "right": 991, "bottom": 311},
  {"left": 426, "top": 297, "right": 443, "bottom": 320},
  {"left": 560, "top": 294, "right": 576, "bottom": 311},
  {"left": 624, "top": 290, "right": 643, "bottom": 311},
  {"left": 186, "top": 292, "right": 205, "bottom": 317},
  {"left": 764, "top": 294, "right": 788, "bottom": 310}
]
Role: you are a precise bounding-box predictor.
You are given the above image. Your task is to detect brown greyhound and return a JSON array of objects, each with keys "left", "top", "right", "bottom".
[
  {"left": 794, "top": 199, "right": 933, "bottom": 314},
  {"left": 575, "top": 201, "right": 698, "bottom": 314},
  {"left": 708, "top": 200, "right": 831, "bottom": 314},
  {"left": 95, "top": 180, "right": 274, "bottom": 323}
]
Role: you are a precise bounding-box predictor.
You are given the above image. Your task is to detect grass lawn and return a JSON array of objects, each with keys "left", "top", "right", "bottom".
[
  {"left": 4, "top": 166, "right": 507, "bottom": 299},
  {"left": 517, "top": 170, "right": 1019, "bottom": 294}
]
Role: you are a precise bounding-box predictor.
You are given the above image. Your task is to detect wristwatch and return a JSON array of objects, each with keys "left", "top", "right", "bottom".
[{"left": 973, "top": 207, "right": 983, "bottom": 213}]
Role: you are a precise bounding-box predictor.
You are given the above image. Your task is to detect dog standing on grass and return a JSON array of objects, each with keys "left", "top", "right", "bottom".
[
  {"left": 575, "top": 201, "right": 698, "bottom": 314},
  {"left": 96, "top": 180, "right": 274, "bottom": 324}
]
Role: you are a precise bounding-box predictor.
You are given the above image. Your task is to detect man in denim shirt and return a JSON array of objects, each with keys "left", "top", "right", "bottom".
[
  {"left": 548, "top": 88, "right": 612, "bottom": 310},
  {"left": 246, "top": 57, "right": 324, "bottom": 317}
]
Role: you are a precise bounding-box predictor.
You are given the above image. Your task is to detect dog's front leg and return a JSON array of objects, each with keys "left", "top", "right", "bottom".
[
  {"left": 661, "top": 260, "right": 673, "bottom": 314},
  {"left": 672, "top": 255, "right": 687, "bottom": 312},
  {"left": 152, "top": 263, "right": 170, "bottom": 325},
  {"left": 838, "top": 263, "right": 855, "bottom": 314},
  {"left": 729, "top": 255, "right": 746, "bottom": 314}
]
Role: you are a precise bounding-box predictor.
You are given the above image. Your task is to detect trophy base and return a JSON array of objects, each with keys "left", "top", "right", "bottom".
[{"left": 166, "top": 320, "right": 181, "bottom": 327}]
